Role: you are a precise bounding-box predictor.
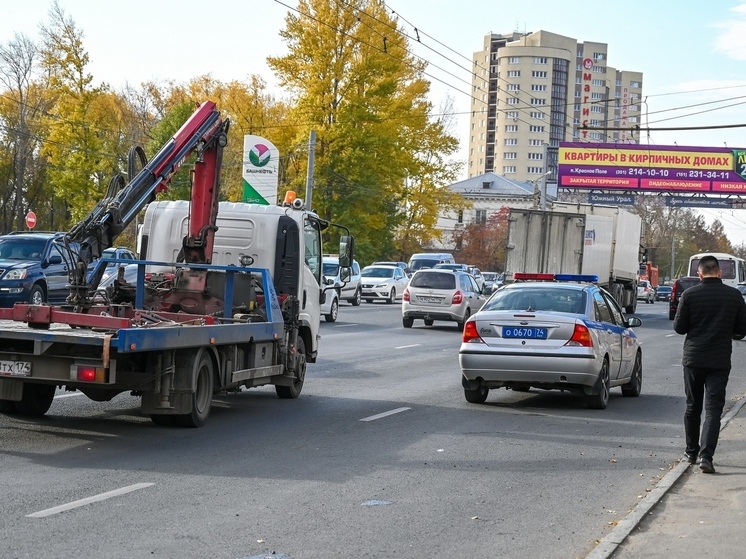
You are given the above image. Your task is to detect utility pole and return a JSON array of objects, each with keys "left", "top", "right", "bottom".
[
  {"left": 540, "top": 142, "right": 549, "bottom": 210},
  {"left": 305, "top": 130, "right": 316, "bottom": 208}
]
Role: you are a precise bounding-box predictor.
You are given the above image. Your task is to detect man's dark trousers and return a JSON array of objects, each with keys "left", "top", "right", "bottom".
[{"left": 684, "top": 366, "right": 730, "bottom": 460}]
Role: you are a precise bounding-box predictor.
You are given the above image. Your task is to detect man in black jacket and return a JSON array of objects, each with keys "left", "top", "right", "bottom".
[{"left": 674, "top": 254, "right": 746, "bottom": 473}]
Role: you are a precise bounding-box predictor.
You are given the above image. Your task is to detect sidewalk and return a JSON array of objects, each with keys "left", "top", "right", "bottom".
[{"left": 586, "top": 397, "right": 746, "bottom": 559}]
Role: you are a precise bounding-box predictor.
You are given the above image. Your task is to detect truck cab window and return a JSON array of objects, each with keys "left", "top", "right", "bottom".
[{"left": 304, "top": 218, "right": 322, "bottom": 283}]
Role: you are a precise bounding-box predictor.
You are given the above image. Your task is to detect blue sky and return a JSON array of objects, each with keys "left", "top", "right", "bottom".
[{"left": 3, "top": 0, "right": 746, "bottom": 240}]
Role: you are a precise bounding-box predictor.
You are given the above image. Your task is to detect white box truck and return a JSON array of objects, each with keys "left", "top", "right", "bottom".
[{"left": 505, "top": 203, "right": 642, "bottom": 313}]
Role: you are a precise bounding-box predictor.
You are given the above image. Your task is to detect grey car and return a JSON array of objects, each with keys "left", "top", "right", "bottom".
[
  {"left": 402, "top": 269, "right": 486, "bottom": 329},
  {"left": 459, "top": 277, "right": 643, "bottom": 409}
]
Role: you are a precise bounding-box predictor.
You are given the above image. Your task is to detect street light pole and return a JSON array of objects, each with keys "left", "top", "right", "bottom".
[{"left": 671, "top": 236, "right": 676, "bottom": 280}]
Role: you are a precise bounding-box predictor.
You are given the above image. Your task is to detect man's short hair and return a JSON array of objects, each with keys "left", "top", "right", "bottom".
[{"left": 698, "top": 255, "right": 720, "bottom": 274}]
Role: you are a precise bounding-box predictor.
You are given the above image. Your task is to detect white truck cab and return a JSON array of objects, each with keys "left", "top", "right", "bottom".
[{"left": 139, "top": 200, "right": 328, "bottom": 360}]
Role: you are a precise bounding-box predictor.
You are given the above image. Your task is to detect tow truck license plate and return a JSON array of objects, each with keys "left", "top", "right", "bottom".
[
  {"left": 0, "top": 360, "right": 31, "bottom": 376},
  {"left": 503, "top": 327, "right": 547, "bottom": 339}
]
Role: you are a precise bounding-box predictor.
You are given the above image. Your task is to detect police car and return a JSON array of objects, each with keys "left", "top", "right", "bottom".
[{"left": 459, "top": 273, "right": 643, "bottom": 409}]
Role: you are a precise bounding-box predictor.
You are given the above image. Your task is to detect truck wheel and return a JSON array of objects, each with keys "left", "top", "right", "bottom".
[
  {"left": 277, "top": 337, "right": 306, "bottom": 399},
  {"left": 29, "top": 285, "right": 45, "bottom": 305},
  {"left": 14, "top": 384, "right": 55, "bottom": 416},
  {"left": 175, "top": 352, "right": 214, "bottom": 428},
  {"left": 351, "top": 288, "right": 362, "bottom": 307},
  {"left": 0, "top": 399, "right": 17, "bottom": 413},
  {"left": 324, "top": 299, "right": 339, "bottom": 322},
  {"left": 150, "top": 414, "right": 175, "bottom": 426}
]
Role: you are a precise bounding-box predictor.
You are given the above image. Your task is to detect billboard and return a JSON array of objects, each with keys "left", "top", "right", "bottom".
[
  {"left": 558, "top": 142, "right": 746, "bottom": 194},
  {"left": 243, "top": 135, "right": 279, "bottom": 205}
]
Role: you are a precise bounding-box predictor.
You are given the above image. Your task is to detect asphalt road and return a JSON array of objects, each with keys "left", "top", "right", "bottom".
[{"left": 2, "top": 298, "right": 746, "bottom": 559}]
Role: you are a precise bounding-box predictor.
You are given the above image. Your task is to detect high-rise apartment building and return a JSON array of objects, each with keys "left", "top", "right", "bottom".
[{"left": 467, "top": 30, "right": 643, "bottom": 182}]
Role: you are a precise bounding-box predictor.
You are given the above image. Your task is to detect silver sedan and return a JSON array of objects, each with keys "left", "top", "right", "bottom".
[{"left": 459, "top": 276, "right": 642, "bottom": 409}]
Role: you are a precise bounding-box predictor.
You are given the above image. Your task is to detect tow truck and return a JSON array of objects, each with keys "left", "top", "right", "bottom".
[{"left": 0, "top": 100, "right": 353, "bottom": 427}]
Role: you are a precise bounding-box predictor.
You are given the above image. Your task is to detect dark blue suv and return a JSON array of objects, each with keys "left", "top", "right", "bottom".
[{"left": 0, "top": 232, "right": 74, "bottom": 306}]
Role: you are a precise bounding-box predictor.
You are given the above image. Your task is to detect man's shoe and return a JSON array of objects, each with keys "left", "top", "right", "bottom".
[
  {"left": 684, "top": 452, "right": 697, "bottom": 464},
  {"left": 699, "top": 457, "right": 716, "bottom": 474}
]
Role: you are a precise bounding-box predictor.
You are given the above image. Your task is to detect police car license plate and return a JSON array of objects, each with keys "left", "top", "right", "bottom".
[
  {"left": 502, "top": 327, "right": 547, "bottom": 339},
  {"left": 0, "top": 360, "right": 31, "bottom": 376}
]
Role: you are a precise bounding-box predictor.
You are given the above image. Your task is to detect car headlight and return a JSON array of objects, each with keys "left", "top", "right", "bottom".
[{"left": 3, "top": 269, "right": 28, "bottom": 280}]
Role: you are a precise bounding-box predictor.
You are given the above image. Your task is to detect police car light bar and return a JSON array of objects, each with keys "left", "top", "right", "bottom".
[
  {"left": 513, "top": 273, "right": 599, "bottom": 282},
  {"left": 554, "top": 274, "right": 599, "bottom": 283}
]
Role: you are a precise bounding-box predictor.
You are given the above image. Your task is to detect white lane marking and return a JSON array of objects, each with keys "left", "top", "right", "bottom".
[
  {"left": 395, "top": 344, "right": 421, "bottom": 349},
  {"left": 332, "top": 323, "right": 359, "bottom": 328},
  {"left": 54, "top": 392, "right": 85, "bottom": 399},
  {"left": 360, "top": 407, "right": 411, "bottom": 422},
  {"left": 27, "top": 483, "right": 154, "bottom": 518},
  {"left": 665, "top": 333, "right": 677, "bottom": 337}
]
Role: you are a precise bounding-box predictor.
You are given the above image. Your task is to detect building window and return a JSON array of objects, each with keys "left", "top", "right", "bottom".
[
  {"left": 590, "top": 132, "right": 602, "bottom": 140},
  {"left": 507, "top": 97, "right": 520, "bottom": 105},
  {"left": 504, "top": 152, "right": 517, "bottom": 159},
  {"left": 528, "top": 152, "right": 543, "bottom": 160},
  {"left": 503, "top": 166, "right": 516, "bottom": 174},
  {"left": 591, "top": 92, "right": 604, "bottom": 99},
  {"left": 529, "top": 125, "right": 545, "bottom": 133},
  {"left": 505, "top": 138, "right": 518, "bottom": 145},
  {"left": 531, "top": 84, "right": 547, "bottom": 91},
  {"left": 507, "top": 84, "right": 520, "bottom": 91},
  {"left": 508, "top": 70, "right": 520, "bottom": 77},
  {"left": 533, "top": 57, "right": 548, "bottom": 64},
  {"left": 591, "top": 105, "right": 603, "bottom": 113},
  {"left": 527, "top": 166, "right": 544, "bottom": 174},
  {"left": 592, "top": 79, "right": 605, "bottom": 86},
  {"left": 631, "top": 81, "right": 640, "bottom": 88},
  {"left": 629, "top": 116, "right": 638, "bottom": 122},
  {"left": 508, "top": 56, "right": 521, "bottom": 64},
  {"left": 574, "top": 103, "right": 581, "bottom": 111},
  {"left": 575, "top": 77, "right": 582, "bottom": 84},
  {"left": 529, "top": 139, "right": 543, "bottom": 146},
  {"left": 506, "top": 111, "right": 519, "bottom": 119},
  {"left": 530, "top": 98, "right": 546, "bottom": 105},
  {"left": 457, "top": 210, "right": 463, "bottom": 224},
  {"left": 532, "top": 71, "right": 548, "bottom": 78},
  {"left": 505, "top": 124, "right": 518, "bottom": 132},
  {"left": 592, "top": 66, "right": 606, "bottom": 73},
  {"left": 475, "top": 210, "right": 488, "bottom": 224},
  {"left": 529, "top": 111, "right": 545, "bottom": 119},
  {"left": 593, "top": 52, "right": 604, "bottom": 60},
  {"left": 575, "top": 90, "right": 581, "bottom": 98},
  {"left": 590, "top": 119, "right": 601, "bottom": 126}
]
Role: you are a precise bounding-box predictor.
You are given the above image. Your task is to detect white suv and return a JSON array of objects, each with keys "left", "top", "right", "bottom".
[{"left": 323, "top": 256, "right": 362, "bottom": 306}]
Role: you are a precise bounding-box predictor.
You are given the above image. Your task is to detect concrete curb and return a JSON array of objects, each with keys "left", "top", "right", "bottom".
[{"left": 583, "top": 394, "right": 746, "bottom": 559}]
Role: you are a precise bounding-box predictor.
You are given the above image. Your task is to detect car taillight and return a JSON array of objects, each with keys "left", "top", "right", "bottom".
[
  {"left": 452, "top": 290, "right": 464, "bottom": 304},
  {"left": 565, "top": 323, "right": 592, "bottom": 347},
  {"left": 403, "top": 288, "right": 410, "bottom": 302},
  {"left": 462, "top": 318, "right": 482, "bottom": 343},
  {"left": 74, "top": 365, "right": 108, "bottom": 383}
]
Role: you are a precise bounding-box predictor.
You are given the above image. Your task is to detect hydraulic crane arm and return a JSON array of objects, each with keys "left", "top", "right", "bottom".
[{"left": 65, "top": 100, "right": 229, "bottom": 307}]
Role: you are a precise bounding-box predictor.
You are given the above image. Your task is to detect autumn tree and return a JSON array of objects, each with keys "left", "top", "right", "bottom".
[
  {"left": 451, "top": 206, "right": 511, "bottom": 271},
  {"left": 0, "top": 33, "right": 54, "bottom": 232},
  {"left": 39, "top": 1, "right": 115, "bottom": 224},
  {"left": 268, "top": 0, "right": 461, "bottom": 263}
]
